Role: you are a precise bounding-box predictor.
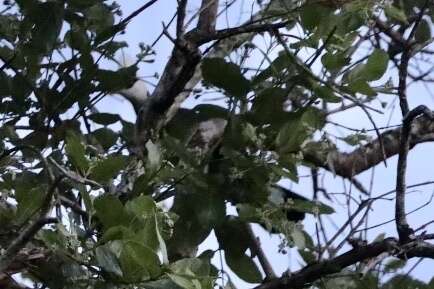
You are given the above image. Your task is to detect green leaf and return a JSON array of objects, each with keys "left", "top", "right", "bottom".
[
  {"left": 68, "top": 0, "right": 99, "bottom": 9},
  {"left": 215, "top": 217, "right": 250, "bottom": 257},
  {"left": 384, "top": 258, "right": 406, "bottom": 273},
  {"left": 276, "top": 108, "right": 324, "bottom": 153},
  {"left": 321, "top": 51, "right": 350, "bottom": 72},
  {"left": 252, "top": 53, "right": 296, "bottom": 85},
  {"left": 201, "top": 58, "right": 251, "bottom": 98},
  {"left": 291, "top": 226, "right": 306, "bottom": 249},
  {"left": 193, "top": 104, "right": 229, "bottom": 121},
  {"left": 125, "top": 195, "right": 156, "bottom": 220},
  {"left": 168, "top": 258, "right": 215, "bottom": 289},
  {"left": 94, "top": 195, "right": 129, "bottom": 229},
  {"left": 0, "top": 71, "right": 12, "bottom": 96},
  {"left": 88, "top": 113, "right": 121, "bottom": 125},
  {"left": 91, "top": 128, "right": 118, "bottom": 151},
  {"left": 65, "top": 132, "right": 89, "bottom": 173},
  {"left": 382, "top": 275, "right": 427, "bottom": 289},
  {"left": 348, "top": 80, "right": 377, "bottom": 97},
  {"left": 0, "top": 15, "right": 20, "bottom": 43},
  {"left": 26, "top": 1, "right": 64, "bottom": 54},
  {"left": 170, "top": 258, "right": 212, "bottom": 277},
  {"left": 11, "top": 74, "right": 32, "bottom": 104},
  {"left": 225, "top": 253, "right": 262, "bottom": 284},
  {"left": 95, "top": 244, "right": 123, "bottom": 276},
  {"left": 415, "top": 19, "right": 431, "bottom": 44},
  {"left": 364, "top": 49, "right": 389, "bottom": 81},
  {"left": 168, "top": 191, "right": 225, "bottom": 260},
  {"left": 167, "top": 274, "right": 199, "bottom": 289},
  {"left": 314, "top": 85, "right": 341, "bottom": 103},
  {"left": 90, "top": 155, "right": 127, "bottom": 183},
  {"left": 96, "top": 66, "right": 138, "bottom": 93},
  {"left": 291, "top": 198, "right": 335, "bottom": 215},
  {"left": 250, "top": 87, "right": 288, "bottom": 125},
  {"left": 345, "top": 49, "right": 389, "bottom": 89},
  {"left": 300, "top": 4, "right": 321, "bottom": 31},
  {"left": 65, "top": 28, "right": 90, "bottom": 51},
  {"left": 85, "top": 3, "right": 114, "bottom": 34},
  {"left": 120, "top": 241, "right": 162, "bottom": 282},
  {"left": 99, "top": 226, "right": 135, "bottom": 244},
  {"left": 298, "top": 248, "right": 316, "bottom": 264},
  {"left": 15, "top": 186, "right": 46, "bottom": 224},
  {"left": 385, "top": 5, "right": 408, "bottom": 24},
  {"left": 142, "top": 279, "right": 184, "bottom": 289}
]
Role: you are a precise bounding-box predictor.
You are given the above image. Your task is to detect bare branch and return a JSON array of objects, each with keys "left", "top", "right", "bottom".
[
  {"left": 254, "top": 236, "right": 434, "bottom": 289},
  {"left": 176, "top": 0, "right": 188, "bottom": 37},
  {"left": 246, "top": 224, "right": 276, "bottom": 279},
  {"left": 305, "top": 110, "right": 434, "bottom": 178},
  {"left": 119, "top": 0, "right": 160, "bottom": 27},
  {"left": 196, "top": 21, "right": 288, "bottom": 44},
  {"left": 197, "top": 0, "right": 219, "bottom": 34},
  {"left": 395, "top": 106, "right": 434, "bottom": 242}
]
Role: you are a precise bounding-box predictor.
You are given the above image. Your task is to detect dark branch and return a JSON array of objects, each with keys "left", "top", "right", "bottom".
[
  {"left": 176, "top": 0, "right": 188, "bottom": 37},
  {"left": 196, "top": 21, "right": 288, "bottom": 45},
  {"left": 254, "top": 236, "right": 434, "bottom": 289},
  {"left": 246, "top": 224, "right": 276, "bottom": 279},
  {"left": 396, "top": 106, "right": 434, "bottom": 242},
  {"left": 0, "top": 217, "right": 58, "bottom": 273}
]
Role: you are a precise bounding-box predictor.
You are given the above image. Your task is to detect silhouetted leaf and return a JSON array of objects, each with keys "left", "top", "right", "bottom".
[
  {"left": 415, "top": 19, "right": 431, "bottom": 44},
  {"left": 202, "top": 58, "right": 251, "bottom": 98},
  {"left": 225, "top": 253, "right": 262, "bottom": 284},
  {"left": 88, "top": 113, "right": 121, "bottom": 125}
]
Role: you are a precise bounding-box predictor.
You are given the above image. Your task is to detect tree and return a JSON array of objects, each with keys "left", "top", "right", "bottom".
[{"left": 0, "top": 0, "right": 434, "bottom": 288}]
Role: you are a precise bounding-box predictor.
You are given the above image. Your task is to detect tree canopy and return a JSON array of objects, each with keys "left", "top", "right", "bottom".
[{"left": 0, "top": 0, "right": 434, "bottom": 288}]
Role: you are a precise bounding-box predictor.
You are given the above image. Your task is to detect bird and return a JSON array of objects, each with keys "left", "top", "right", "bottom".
[
  {"left": 116, "top": 52, "right": 149, "bottom": 113},
  {"left": 268, "top": 185, "right": 308, "bottom": 223}
]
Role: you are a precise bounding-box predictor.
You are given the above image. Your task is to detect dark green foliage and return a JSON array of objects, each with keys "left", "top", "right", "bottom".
[{"left": 0, "top": 0, "right": 432, "bottom": 288}]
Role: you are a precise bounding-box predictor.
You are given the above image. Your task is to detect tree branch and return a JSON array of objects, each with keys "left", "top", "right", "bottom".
[
  {"left": 0, "top": 217, "right": 58, "bottom": 273},
  {"left": 246, "top": 224, "right": 276, "bottom": 279},
  {"left": 395, "top": 106, "right": 434, "bottom": 242},
  {"left": 119, "top": 0, "right": 160, "bottom": 27},
  {"left": 184, "top": 107, "right": 434, "bottom": 185},
  {"left": 135, "top": 0, "right": 223, "bottom": 151},
  {"left": 196, "top": 21, "right": 288, "bottom": 45},
  {"left": 305, "top": 111, "right": 434, "bottom": 178},
  {"left": 253, "top": 236, "right": 434, "bottom": 289},
  {"left": 197, "top": 0, "right": 219, "bottom": 35},
  {"left": 176, "top": 0, "right": 188, "bottom": 37}
]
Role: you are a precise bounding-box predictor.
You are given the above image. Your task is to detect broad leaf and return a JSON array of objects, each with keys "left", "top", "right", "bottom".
[
  {"left": 94, "top": 195, "right": 129, "bottom": 229},
  {"left": 65, "top": 133, "right": 89, "bottom": 173},
  {"left": 88, "top": 113, "right": 121, "bottom": 125},
  {"left": 202, "top": 58, "right": 251, "bottom": 98},
  {"left": 95, "top": 244, "right": 123, "bottom": 277},
  {"left": 225, "top": 253, "right": 262, "bottom": 284},
  {"left": 90, "top": 155, "right": 127, "bottom": 183}
]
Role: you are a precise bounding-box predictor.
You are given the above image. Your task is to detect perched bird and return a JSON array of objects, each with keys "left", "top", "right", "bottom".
[
  {"left": 268, "top": 185, "right": 309, "bottom": 223},
  {"left": 116, "top": 52, "right": 149, "bottom": 112}
]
